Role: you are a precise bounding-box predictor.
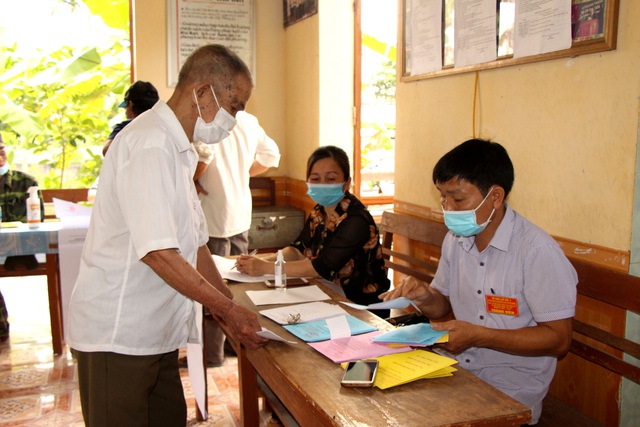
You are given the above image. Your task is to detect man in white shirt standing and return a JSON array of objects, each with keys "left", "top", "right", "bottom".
[
  {"left": 67, "top": 44, "right": 269, "bottom": 427},
  {"left": 195, "top": 111, "right": 280, "bottom": 365}
]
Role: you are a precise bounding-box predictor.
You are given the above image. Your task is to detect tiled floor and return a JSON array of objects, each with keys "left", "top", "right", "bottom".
[{"left": 0, "top": 276, "right": 271, "bottom": 426}]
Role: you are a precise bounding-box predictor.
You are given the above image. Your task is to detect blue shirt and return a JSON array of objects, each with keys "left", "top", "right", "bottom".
[{"left": 431, "top": 204, "right": 577, "bottom": 423}]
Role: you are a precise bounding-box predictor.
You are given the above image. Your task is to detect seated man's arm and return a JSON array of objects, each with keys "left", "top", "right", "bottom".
[
  {"left": 380, "top": 276, "right": 453, "bottom": 320},
  {"left": 433, "top": 317, "right": 573, "bottom": 358}
]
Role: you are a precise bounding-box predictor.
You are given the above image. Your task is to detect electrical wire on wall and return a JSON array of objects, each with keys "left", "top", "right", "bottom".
[{"left": 472, "top": 70, "right": 479, "bottom": 138}]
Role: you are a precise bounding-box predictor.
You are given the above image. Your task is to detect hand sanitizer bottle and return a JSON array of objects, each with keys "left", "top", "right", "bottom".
[
  {"left": 26, "top": 186, "right": 41, "bottom": 229},
  {"left": 274, "top": 249, "right": 286, "bottom": 290}
]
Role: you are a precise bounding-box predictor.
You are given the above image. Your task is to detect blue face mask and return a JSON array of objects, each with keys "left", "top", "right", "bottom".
[
  {"left": 442, "top": 187, "right": 495, "bottom": 237},
  {"left": 306, "top": 183, "right": 345, "bottom": 207}
]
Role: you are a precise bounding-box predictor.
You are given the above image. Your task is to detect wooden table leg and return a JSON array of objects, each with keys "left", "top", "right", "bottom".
[
  {"left": 45, "top": 253, "right": 64, "bottom": 355},
  {"left": 237, "top": 345, "right": 260, "bottom": 426}
]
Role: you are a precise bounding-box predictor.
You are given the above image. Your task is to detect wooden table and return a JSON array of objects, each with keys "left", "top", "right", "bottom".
[
  {"left": 223, "top": 281, "right": 532, "bottom": 427},
  {"left": 0, "top": 222, "right": 64, "bottom": 354}
]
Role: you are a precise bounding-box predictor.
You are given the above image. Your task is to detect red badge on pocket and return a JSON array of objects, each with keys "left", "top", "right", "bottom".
[{"left": 485, "top": 295, "right": 519, "bottom": 316}]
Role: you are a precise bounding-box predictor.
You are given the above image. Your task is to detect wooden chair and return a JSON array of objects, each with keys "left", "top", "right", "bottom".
[
  {"left": 378, "top": 211, "right": 448, "bottom": 324},
  {"left": 41, "top": 188, "right": 89, "bottom": 219},
  {"left": 379, "top": 210, "right": 448, "bottom": 284}
]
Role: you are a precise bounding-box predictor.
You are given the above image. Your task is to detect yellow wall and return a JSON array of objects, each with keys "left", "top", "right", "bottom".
[
  {"left": 132, "top": 0, "right": 287, "bottom": 176},
  {"left": 396, "top": 1, "right": 640, "bottom": 251},
  {"left": 132, "top": 1, "right": 640, "bottom": 252}
]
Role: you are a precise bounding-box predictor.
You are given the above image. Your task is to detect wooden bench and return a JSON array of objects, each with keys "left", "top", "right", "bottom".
[
  {"left": 378, "top": 210, "right": 640, "bottom": 426},
  {"left": 539, "top": 259, "right": 640, "bottom": 426},
  {"left": 379, "top": 210, "right": 448, "bottom": 285}
]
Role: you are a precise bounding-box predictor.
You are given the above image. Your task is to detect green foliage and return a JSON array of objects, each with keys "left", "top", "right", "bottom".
[
  {"left": 0, "top": 0, "right": 130, "bottom": 189},
  {"left": 370, "top": 60, "right": 396, "bottom": 103}
]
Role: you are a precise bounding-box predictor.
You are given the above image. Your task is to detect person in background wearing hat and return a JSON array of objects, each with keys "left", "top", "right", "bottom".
[
  {"left": 102, "top": 80, "right": 159, "bottom": 156},
  {"left": 0, "top": 132, "right": 45, "bottom": 341}
]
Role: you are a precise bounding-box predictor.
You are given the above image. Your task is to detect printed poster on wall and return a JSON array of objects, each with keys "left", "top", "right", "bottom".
[{"left": 167, "top": 0, "right": 255, "bottom": 87}]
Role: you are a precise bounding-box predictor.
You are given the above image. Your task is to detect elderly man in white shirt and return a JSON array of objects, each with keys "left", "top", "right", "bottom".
[{"left": 67, "top": 44, "right": 268, "bottom": 427}]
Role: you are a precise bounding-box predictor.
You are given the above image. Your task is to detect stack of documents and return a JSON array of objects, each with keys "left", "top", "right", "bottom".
[
  {"left": 371, "top": 349, "right": 458, "bottom": 390},
  {"left": 372, "top": 323, "right": 449, "bottom": 347}
]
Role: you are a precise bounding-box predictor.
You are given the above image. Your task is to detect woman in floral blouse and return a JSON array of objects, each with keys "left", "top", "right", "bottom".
[{"left": 237, "top": 145, "right": 390, "bottom": 317}]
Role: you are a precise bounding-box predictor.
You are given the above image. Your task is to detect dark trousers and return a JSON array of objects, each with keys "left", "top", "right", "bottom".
[{"left": 74, "top": 349, "right": 186, "bottom": 427}]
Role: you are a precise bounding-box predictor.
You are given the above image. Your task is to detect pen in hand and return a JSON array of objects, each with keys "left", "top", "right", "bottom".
[{"left": 231, "top": 249, "right": 259, "bottom": 270}]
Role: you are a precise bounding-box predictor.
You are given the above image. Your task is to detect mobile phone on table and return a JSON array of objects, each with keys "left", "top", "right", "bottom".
[{"left": 340, "top": 360, "right": 378, "bottom": 388}]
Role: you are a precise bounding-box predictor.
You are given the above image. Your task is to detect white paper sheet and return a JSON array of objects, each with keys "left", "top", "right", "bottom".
[
  {"left": 55, "top": 199, "right": 91, "bottom": 341},
  {"left": 341, "top": 297, "right": 423, "bottom": 313},
  {"left": 454, "top": 0, "right": 497, "bottom": 68},
  {"left": 245, "top": 285, "right": 331, "bottom": 306},
  {"left": 260, "top": 301, "right": 348, "bottom": 325},
  {"left": 52, "top": 197, "right": 93, "bottom": 218},
  {"left": 257, "top": 328, "right": 298, "bottom": 344},
  {"left": 186, "top": 302, "right": 207, "bottom": 419},
  {"left": 513, "top": 0, "right": 571, "bottom": 59},
  {"left": 212, "top": 254, "right": 275, "bottom": 282},
  {"left": 326, "top": 315, "right": 351, "bottom": 340},
  {"left": 410, "top": 0, "right": 443, "bottom": 75}
]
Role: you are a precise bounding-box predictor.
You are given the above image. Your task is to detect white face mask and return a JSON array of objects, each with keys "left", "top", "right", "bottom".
[
  {"left": 0, "top": 163, "right": 9, "bottom": 176},
  {"left": 192, "top": 85, "right": 237, "bottom": 145}
]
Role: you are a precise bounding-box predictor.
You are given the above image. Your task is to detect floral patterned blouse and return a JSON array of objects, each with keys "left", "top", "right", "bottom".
[{"left": 291, "top": 192, "right": 390, "bottom": 307}]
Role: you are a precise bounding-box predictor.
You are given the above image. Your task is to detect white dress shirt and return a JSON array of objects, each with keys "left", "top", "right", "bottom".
[
  {"left": 197, "top": 111, "right": 280, "bottom": 238},
  {"left": 67, "top": 101, "right": 208, "bottom": 355}
]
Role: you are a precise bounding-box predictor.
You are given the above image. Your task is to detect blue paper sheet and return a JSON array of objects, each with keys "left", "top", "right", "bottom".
[
  {"left": 283, "top": 315, "right": 377, "bottom": 342},
  {"left": 371, "top": 323, "right": 448, "bottom": 346}
]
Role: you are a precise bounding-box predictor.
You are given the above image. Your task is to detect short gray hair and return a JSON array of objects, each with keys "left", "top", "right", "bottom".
[{"left": 176, "top": 44, "right": 252, "bottom": 92}]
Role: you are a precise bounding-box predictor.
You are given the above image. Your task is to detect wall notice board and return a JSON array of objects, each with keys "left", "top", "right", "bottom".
[
  {"left": 167, "top": 0, "right": 255, "bottom": 87},
  {"left": 400, "top": 0, "right": 619, "bottom": 81}
]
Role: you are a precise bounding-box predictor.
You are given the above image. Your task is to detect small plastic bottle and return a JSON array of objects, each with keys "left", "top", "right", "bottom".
[
  {"left": 0, "top": 205, "right": 3, "bottom": 228},
  {"left": 274, "top": 249, "right": 287, "bottom": 290},
  {"left": 26, "top": 186, "right": 41, "bottom": 229}
]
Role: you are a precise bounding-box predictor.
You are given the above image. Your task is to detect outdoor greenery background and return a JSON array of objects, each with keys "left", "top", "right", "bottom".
[
  {"left": 0, "top": 0, "right": 395, "bottom": 194},
  {"left": 0, "top": 0, "right": 130, "bottom": 189}
]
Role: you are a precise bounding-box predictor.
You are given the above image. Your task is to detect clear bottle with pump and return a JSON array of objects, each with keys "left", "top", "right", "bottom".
[
  {"left": 26, "top": 186, "right": 41, "bottom": 229},
  {"left": 274, "top": 249, "right": 287, "bottom": 290}
]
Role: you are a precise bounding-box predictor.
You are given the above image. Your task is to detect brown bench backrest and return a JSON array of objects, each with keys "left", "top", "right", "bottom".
[
  {"left": 568, "top": 258, "right": 640, "bottom": 385},
  {"left": 379, "top": 211, "right": 448, "bottom": 284},
  {"left": 249, "top": 177, "right": 276, "bottom": 207},
  {"left": 40, "top": 188, "right": 90, "bottom": 220},
  {"left": 41, "top": 188, "right": 89, "bottom": 203}
]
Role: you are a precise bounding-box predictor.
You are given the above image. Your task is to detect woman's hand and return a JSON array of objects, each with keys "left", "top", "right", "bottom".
[{"left": 236, "top": 255, "right": 271, "bottom": 276}]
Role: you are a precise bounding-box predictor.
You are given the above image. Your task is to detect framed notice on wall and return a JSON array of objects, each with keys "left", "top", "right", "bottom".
[{"left": 167, "top": 0, "right": 255, "bottom": 87}]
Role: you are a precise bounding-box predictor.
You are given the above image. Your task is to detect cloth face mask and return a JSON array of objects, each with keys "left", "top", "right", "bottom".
[
  {"left": 306, "top": 182, "right": 345, "bottom": 207},
  {"left": 192, "top": 85, "right": 237, "bottom": 145},
  {"left": 442, "top": 187, "right": 495, "bottom": 237},
  {"left": 0, "top": 163, "right": 9, "bottom": 176}
]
